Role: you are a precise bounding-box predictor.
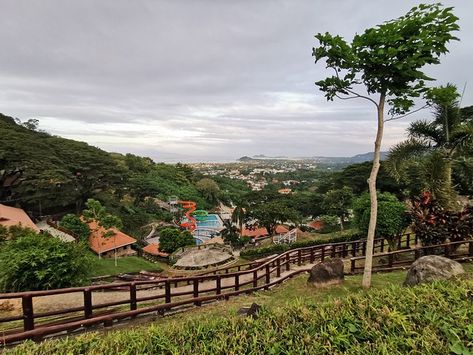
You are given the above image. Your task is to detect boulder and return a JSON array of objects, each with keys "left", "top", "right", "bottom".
[
  {"left": 404, "top": 255, "right": 465, "bottom": 286},
  {"left": 307, "top": 258, "right": 344, "bottom": 287}
]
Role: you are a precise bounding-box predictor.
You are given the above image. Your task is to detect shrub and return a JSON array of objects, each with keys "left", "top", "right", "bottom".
[
  {"left": 353, "top": 192, "right": 409, "bottom": 249},
  {"left": 10, "top": 279, "right": 473, "bottom": 354},
  {"left": 0, "top": 229, "right": 92, "bottom": 292},
  {"left": 159, "top": 228, "right": 195, "bottom": 254},
  {"left": 411, "top": 191, "right": 473, "bottom": 246},
  {"left": 59, "top": 214, "right": 90, "bottom": 240}
]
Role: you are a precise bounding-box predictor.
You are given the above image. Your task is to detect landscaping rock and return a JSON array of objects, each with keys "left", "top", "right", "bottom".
[
  {"left": 237, "top": 303, "right": 261, "bottom": 319},
  {"left": 307, "top": 258, "right": 344, "bottom": 287},
  {"left": 404, "top": 255, "right": 465, "bottom": 286}
]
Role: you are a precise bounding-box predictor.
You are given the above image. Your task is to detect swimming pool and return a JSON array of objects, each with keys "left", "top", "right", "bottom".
[{"left": 196, "top": 214, "right": 222, "bottom": 229}]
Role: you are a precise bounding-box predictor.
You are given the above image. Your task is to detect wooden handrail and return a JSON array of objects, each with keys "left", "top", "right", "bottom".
[{"left": 0, "top": 233, "right": 416, "bottom": 345}]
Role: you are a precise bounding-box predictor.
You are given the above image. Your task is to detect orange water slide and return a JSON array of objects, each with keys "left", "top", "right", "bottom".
[{"left": 178, "top": 200, "right": 197, "bottom": 231}]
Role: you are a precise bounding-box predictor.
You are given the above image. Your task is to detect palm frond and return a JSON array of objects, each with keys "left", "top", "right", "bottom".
[
  {"left": 450, "top": 121, "right": 473, "bottom": 154},
  {"left": 385, "top": 138, "right": 431, "bottom": 180},
  {"left": 407, "top": 120, "right": 443, "bottom": 145}
]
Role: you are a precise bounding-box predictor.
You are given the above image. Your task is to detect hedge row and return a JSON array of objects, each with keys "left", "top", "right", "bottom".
[
  {"left": 9, "top": 279, "right": 473, "bottom": 354},
  {"left": 240, "top": 232, "right": 363, "bottom": 260}
]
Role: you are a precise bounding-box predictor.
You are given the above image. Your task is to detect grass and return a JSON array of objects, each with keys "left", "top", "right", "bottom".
[
  {"left": 89, "top": 255, "right": 164, "bottom": 278},
  {"left": 7, "top": 263, "right": 473, "bottom": 354}
]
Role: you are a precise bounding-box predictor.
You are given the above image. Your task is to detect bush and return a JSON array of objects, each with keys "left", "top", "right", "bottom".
[
  {"left": 59, "top": 214, "right": 90, "bottom": 240},
  {"left": 10, "top": 279, "right": 473, "bottom": 354},
  {"left": 159, "top": 228, "right": 195, "bottom": 254},
  {"left": 411, "top": 191, "right": 473, "bottom": 246},
  {"left": 0, "top": 229, "right": 92, "bottom": 292},
  {"left": 353, "top": 192, "right": 409, "bottom": 249}
]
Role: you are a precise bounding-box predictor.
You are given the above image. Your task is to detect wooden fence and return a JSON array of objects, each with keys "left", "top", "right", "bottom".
[{"left": 0, "top": 234, "right": 416, "bottom": 345}]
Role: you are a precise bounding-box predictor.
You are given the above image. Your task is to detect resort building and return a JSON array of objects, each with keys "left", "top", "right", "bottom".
[
  {"left": 87, "top": 220, "right": 137, "bottom": 258},
  {"left": 143, "top": 243, "right": 169, "bottom": 260},
  {"left": 242, "top": 225, "right": 289, "bottom": 239},
  {"left": 0, "top": 204, "right": 40, "bottom": 232}
]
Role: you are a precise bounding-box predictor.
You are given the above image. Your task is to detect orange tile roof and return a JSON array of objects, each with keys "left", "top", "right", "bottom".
[
  {"left": 143, "top": 243, "right": 169, "bottom": 257},
  {"left": 0, "top": 204, "right": 40, "bottom": 232},
  {"left": 86, "top": 220, "right": 136, "bottom": 254},
  {"left": 242, "top": 225, "right": 289, "bottom": 238}
]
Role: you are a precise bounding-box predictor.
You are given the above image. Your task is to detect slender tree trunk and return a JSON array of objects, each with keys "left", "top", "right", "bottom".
[
  {"left": 339, "top": 216, "right": 344, "bottom": 231},
  {"left": 362, "top": 94, "right": 385, "bottom": 289}
]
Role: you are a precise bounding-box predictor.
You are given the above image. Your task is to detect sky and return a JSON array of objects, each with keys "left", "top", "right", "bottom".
[{"left": 1, "top": 0, "right": 472, "bottom": 162}]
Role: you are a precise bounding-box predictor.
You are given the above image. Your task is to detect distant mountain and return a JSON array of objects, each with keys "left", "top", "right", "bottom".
[{"left": 238, "top": 152, "right": 388, "bottom": 164}]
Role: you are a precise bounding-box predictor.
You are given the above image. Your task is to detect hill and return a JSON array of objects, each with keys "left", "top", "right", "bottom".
[{"left": 0, "top": 114, "right": 208, "bottom": 230}]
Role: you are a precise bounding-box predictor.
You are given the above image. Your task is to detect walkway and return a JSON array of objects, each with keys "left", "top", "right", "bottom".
[{"left": 36, "top": 220, "right": 76, "bottom": 242}]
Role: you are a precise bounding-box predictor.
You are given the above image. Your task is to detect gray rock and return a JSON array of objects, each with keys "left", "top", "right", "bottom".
[
  {"left": 307, "top": 258, "right": 344, "bottom": 287},
  {"left": 404, "top": 255, "right": 465, "bottom": 286}
]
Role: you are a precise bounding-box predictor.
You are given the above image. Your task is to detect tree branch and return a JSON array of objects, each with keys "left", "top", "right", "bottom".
[
  {"left": 330, "top": 67, "right": 379, "bottom": 107},
  {"left": 385, "top": 104, "right": 429, "bottom": 122}
]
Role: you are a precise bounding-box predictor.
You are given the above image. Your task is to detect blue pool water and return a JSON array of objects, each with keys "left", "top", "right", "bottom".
[{"left": 196, "top": 214, "right": 221, "bottom": 228}]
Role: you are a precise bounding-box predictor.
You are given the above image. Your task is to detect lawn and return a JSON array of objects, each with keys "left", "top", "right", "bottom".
[{"left": 89, "top": 255, "right": 164, "bottom": 278}]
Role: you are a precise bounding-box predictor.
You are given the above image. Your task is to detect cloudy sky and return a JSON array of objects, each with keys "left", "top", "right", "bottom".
[{"left": 1, "top": 1, "right": 472, "bottom": 162}]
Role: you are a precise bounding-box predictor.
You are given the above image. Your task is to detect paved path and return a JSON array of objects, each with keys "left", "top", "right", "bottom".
[
  {"left": 36, "top": 221, "right": 76, "bottom": 242},
  {"left": 5, "top": 263, "right": 316, "bottom": 315}
]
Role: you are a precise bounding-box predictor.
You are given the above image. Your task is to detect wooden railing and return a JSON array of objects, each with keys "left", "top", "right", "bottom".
[
  {"left": 0, "top": 235, "right": 414, "bottom": 345},
  {"left": 350, "top": 239, "right": 473, "bottom": 273}
]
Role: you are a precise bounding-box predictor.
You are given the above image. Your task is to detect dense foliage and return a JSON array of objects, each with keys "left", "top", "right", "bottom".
[
  {"left": 159, "top": 228, "right": 195, "bottom": 254},
  {"left": 353, "top": 192, "right": 408, "bottom": 249},
  {"left": 410, "top": 192, "right": 473, "bottom": 246},
  {"left": 0, "top": 229, "right": 92, "bottom": 292},
  {"left": 59, "top": 214, "right": 90, "bottom": 240},
  {"left": 10, "top": 279, "right": 473, "bottom": 354}
]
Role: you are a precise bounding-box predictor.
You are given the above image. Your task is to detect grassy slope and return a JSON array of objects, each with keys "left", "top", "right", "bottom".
[
  {"left": 7, "top": 263, "right": 473, "bottom": 354},
  {"left": 89, "top": 256, "right": 163, "bottom": 277}
]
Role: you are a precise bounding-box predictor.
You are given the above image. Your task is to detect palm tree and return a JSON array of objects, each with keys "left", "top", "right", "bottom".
[
  {"left": 387, "top": 84, "right": 473, "bottom": 208},
  {"left": 231, "top": 203, "right": 246, "bottom": 236},
  {"left": 220, "top": 219, "right": 240, "bottom": 246}
]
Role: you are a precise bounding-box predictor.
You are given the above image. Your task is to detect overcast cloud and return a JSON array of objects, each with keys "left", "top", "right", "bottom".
[{"left": 1, "top": 0, "right": 472, "bottom": 162}]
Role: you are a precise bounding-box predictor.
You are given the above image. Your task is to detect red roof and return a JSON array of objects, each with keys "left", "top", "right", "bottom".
[
  {"left": 242, "top": 225, "right": 289, "bottom": 238},
  {"left": 143, "top": 243, "right": 169, "bottom": 257},
  {"left": 87, "top": 220, "right": 136, "bottom": 254},
  {"left": 0, "top": 204, "right": 40, "bottom": 232}
]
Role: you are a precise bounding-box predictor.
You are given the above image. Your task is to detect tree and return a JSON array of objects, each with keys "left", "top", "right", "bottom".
[
  {"left": 159, "top": 228, "right": 195, "bottom": 254},
  {"left": 353, "top": 192, "right": 408, "bottom": 251},
  {"left": 247, "top": 201, "right": 300, "bottom": 236},
  {"left": 387, "top": 85, "right": 473, "bottom": 208},
  {"left": 231, "top": 202, "right": 246, "bottom": 235},
  {"left": 59, "top": 214, "right": 90, "bottom": 241},
  {"left": 322, "top": 187, "right": 353, "bottom": 230},
  {"left": 313, "top": 3, "right": 459, "bottom": 288},
  {"left": 221, "top": 219, "right": 248, "bottom": 247},
  {"left": 0, "top": 228, "right": 92, "bottom": 292},
  {"left": 196, "top": 178, "right": 220, "bottom": 205}
]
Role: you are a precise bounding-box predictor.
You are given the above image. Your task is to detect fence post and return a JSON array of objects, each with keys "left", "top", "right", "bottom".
[
  {"left": 414, "top": 234, "right": 419, "bottom": 245},
  {"left": 350, "top": 259, "right": 355, "bottom": 273},
  {"left": 342, "top": 243, "right": 347, "bottom": 257},
  {"left": 298, "top": 250, "right": 302, "bottom": 266},
  {"left": 415, "top": 248, "right": 421, "bottom": 260},
  {"left": 216, "top": 276, "right": 222, "bottom": 295},
  {"left": 406, "top": 234, "right": 410, "bottom": 248},
  {"left": 130, "top": 283, "right": 137, "bottom": 311},
  {"left": 352, "top": 242, "right": 357, "bottom": 257},
  {"left": 469, "top": 241, "right": 473, "bottom": 257},
  {"left": 444, "top": 244, "right": 450, "bottom": 258},
  {"left": 380, "top": 239, "right": 384, "bottom": 253},
  {"left": 321, "top": 246, "right": 325, "bottom": 261},
  {"left": 83, "top": 288, "right": 92, "bottom": 319},
  {"left": 388, "top": 253, "right": 393, "bottom": 268},
  {"left": 286, "top": 254, "right": 290, "bottom": 271},
  {"left": 193, "top": 279, "right": 201, "bottom": 306},
  {"left": 362, "top": 242, "right": 366, "bottom": 256},
  {"left": 397, "top": 237, "right": 402, "bottom": 250},
  {"left": 165, "top": 280, "right": 171, "bottom": 304},
  {"left": 331, "top": 245, "right": 336, "bottom": 258},
  {"left": 253, "top": 270, "right": 258, "bottom": 288},
  {"left": 310, "top": 248, "right": 315, "bottom": 263},
  {"left": 235, "top": 274, "right": 240, "bottom": 291},
  {"left": 276, "top": 258, "right": 281, "bottom": 277},
  {"left": 265, "top": 265, "right": 270, "bottom": 289},
  {"left": 22, "top": 295, "right": 34, "bottom": 331}
]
